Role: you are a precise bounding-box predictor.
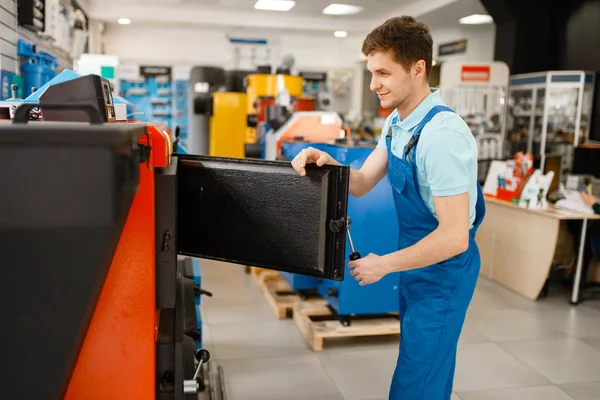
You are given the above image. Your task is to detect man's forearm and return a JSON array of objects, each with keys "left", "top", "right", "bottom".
[
  {"left": 382, "top": 227, "right": 469, "bottom": 273},
  {"left": 321, "top": 155, "right": 367, "bottom": 197},
  {"left": 349, "top": 169, "right": 369, "bottom": 197}
]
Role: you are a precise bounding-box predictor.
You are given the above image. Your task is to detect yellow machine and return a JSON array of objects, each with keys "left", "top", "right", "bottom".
[
  {"left": 209, "top": 92, "right": 248, "bottom": 159},
  {"left": 188, "top": 67, "right": 305, "bottom": 159},
  {"left": 246, "top": 74, "right": 304, "bottom": 144}
]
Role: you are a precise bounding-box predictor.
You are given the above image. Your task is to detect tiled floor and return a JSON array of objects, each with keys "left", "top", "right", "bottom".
[{"left": 198, "top": 260, "right": 600, "bottom": 400}]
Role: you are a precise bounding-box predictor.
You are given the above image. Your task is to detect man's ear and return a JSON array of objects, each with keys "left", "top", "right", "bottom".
[{"left": 414, "top": 60, "right": 426, "bottom": 79}]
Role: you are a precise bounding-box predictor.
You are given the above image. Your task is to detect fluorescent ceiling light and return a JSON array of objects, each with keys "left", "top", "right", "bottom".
[
  {"left": 254, "top": 0, "right": 295, "bottom": 11},
  {"left": 323, "top": 3, "right": 363, "bottom": 15},
  {"left": 334, "top": 30, "right": 347, "bottom": 38},
  {"left": 117, "top": 18, "right": 131, "bottom": 25},
  {"left": 459, "top": 14, "right": 493, "bottom": 24}
]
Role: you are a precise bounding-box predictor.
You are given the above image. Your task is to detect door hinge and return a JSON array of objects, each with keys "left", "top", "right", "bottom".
[
  {"left": 137, "top": 144, "right": 152, "bottom": 169},
  {"left": 162, "top": 230, "right": 173, "bottom": 252},
  {"left": 328, "top": 217, "right": 346, "bottom": 233}
]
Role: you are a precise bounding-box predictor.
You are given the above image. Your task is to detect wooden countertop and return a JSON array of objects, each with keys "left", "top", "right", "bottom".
[{"left": 484, "top": 197, "right": 600, "bottom": 221}]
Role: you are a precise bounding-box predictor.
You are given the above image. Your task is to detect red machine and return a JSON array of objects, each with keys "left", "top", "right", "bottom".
[{"left": 1, "top": 75, "right": 350, "bottom": 400}]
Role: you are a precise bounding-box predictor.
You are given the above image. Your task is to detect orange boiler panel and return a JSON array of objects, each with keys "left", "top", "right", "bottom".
[{"left": 64, "top": 124, "right": 172, "bottom": 400}]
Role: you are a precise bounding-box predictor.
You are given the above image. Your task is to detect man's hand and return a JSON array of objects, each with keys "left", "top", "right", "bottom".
[
  {"left": 290, "top": 146, "right": 388, "bottom": 198},
  {"left": 580, "top": 191, "right": 598, "bottom": 207},
  {"left": 381, "top": 192, "right": 470, "bottom": 274},
  {"left": 291, "top": 147, "right": 338, "bottom": 176},
  {"left": 348, "top": 253, "right": 390, "bottom": 286}
]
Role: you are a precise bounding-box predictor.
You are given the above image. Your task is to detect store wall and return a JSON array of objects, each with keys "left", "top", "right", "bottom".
[
  {"left": 103, "top": 22, "right": 496, "bottom": 71},
  {"left": 103, "top": 24, "right": 365, "bottom": 71},
  {"left": 1, "top": 0, "right": 18, "bottom": 73},
  {"left": 431, "top": 24, "right": 496, "bottom": 63}
]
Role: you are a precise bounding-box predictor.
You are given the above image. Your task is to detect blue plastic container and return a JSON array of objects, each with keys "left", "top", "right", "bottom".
[
  {"left": 39, "top": 52, "right": 58, "bottom": 85},
  {"left": 279, "top": 141, "right": 400, "bottom": 316},
  {"left": 317, "top": 144, "right": 400, "bottom": 316},
  {"left": 21, "top": 56, "right": 44, "bottom": 97},
  {"left": 17, "top": 40, "right": 58, "bottom": 97}
]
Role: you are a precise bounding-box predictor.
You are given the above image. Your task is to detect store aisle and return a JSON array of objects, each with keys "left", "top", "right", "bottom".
[{"left": 198, "top": 260, "right": 600, "bottom": 400}]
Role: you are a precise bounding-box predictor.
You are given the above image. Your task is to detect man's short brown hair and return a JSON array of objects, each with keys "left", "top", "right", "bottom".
[{"left": 362, "top": 16, "right": 433, "bottom": 76}]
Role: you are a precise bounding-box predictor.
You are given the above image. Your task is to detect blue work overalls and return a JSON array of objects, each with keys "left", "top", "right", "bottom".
[{"left": 386, "top": 105, "right": 486, "bottom": 400}]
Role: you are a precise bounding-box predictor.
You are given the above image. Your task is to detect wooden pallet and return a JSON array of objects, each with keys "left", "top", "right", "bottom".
[
  {"left": 250, "top": 267, "right": 280, "bottom": 284},
  {"left": 259, "top": 277, "right": 320, "bottom": 319},
  {"left": 293, "top": 300, "right": 400, "bottom": 351}
]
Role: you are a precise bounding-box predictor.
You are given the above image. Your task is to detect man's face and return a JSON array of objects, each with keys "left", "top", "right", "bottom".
[{"left": 367, "top": 50, "right": 414, "bottom": 109}]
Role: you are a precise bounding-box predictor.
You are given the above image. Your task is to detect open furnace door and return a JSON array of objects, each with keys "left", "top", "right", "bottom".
[{"left": 176, "top": 154, "right": 349, "bottom": 280}]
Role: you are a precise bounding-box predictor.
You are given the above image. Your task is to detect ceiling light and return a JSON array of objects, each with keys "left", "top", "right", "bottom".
[
  {"left": 254, "top": 0, "right": 295, "bottom": 11},
  {"left": 323, "top": 4, "right": 363, "bottom": 15},
  {"left": 334, "top": 30, "right": 347, "bottom": 38},
  {"left": 117, "top": 18, "right": 131, "bottom": 25},
  {"left": 459, "top": 14, "right": 493, "bottom": 24}
]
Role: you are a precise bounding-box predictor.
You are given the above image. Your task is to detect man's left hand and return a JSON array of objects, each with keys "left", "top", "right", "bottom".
[{"left": 348, "top": 253, "right": 390, "bottom": 286}]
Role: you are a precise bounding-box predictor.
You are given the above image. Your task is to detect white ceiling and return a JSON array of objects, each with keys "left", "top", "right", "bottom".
[
  {"left": 130, "top": 0, "right": 418, "bottom": 19},
  {"left": 418, "top": 0, "right": 489, "bottom": 28},
  {"left": 87, "top": 0, "right": 491, "bottom": 34}
]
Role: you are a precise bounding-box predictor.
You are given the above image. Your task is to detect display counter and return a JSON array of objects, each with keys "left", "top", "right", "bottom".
[{"left": 475, "top": 197, "right": 600, "bottom": 303}]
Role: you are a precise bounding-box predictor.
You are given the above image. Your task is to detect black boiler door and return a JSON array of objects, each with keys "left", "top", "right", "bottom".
[{"left": 176, "top": 155, "right": 349, "bottom": 280}]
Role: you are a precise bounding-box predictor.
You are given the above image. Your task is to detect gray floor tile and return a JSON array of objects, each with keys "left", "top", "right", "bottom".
[
  {"left": 201, "top": 278, "right": 264, "bottom": 305},
  {"left": 458, "top": 386, "right": 574, "bottom": 400},
  {"left": 475, "top": 277, "right": 574, "bottom": 313},
  {"left": 560, "top": 382, "right": 600, "bottom": 400},
  {"left": 453, "top": 343, "right": 550, "bottom": 392},
  {"left": 318, "top": 348, "right": 397, "bottom": 400},
  {"left": 197, "top": 260, "right": 600, "bottom": 399},
  {"left": 583, "top": 298, "right": 600, "bottom": 313},
  {"left": 467, "top": 284, "right": 512, "bottom": 314},
  {"left": 540, "top": 307, "right": 600, "bottom": 339},
  {"left": 218, "top": 355, "right": 343, "bottom": 400},
  {"left": 203, "top": 300, "right": 275, "bottom": 325},
  {"left": 501, "top": 338, "right": 600, "bottom": 384},
  {"left": 466, "top": 308, "right": 567, "bottom": 342},
  {"left": 209, "top": 320, "right": 313, "bottom": 360},
  {"left": 580, "top": 337, "right": 600, "bottom": 352},
  {"left": 459, "top": 320, "right": 493, "bottom": 346},
  {"left": 199, "top": 322, "right": 217, "bottom": 358},
  {"left": 198, "top": 259, "right": 248, "bottom": 277}
]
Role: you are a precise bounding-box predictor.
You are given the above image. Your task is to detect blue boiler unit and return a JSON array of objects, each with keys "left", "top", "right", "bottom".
[{"left": 279, "top": 141, "right": 400, "bottom": 317}]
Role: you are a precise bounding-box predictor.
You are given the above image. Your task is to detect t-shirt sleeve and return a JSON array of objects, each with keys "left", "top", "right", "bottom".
[
  {"left": 376, "top": 113, "right": 394, "bottom": 151},
  {"left": 418, "top": 128, "right": 476, "bottom": 197},
  {"left": 376, "top": 129, "right": 388, "bottom": 151}
]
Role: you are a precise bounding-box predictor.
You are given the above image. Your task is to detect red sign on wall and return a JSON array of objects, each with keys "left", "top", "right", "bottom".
[{"left": 461, "top": 65, "right": 491, "bottom": 82}]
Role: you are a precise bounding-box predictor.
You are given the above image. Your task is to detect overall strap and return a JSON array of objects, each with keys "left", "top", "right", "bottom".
[
  {"left": 385, "top": 124, "right": 394, "bottom": 159},
  {"left": 403, "top": 105, "right": 454, "bottom": 161}
]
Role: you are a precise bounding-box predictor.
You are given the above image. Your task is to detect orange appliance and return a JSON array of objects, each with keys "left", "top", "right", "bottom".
[
  {"left": 255, "top": 96, "right": 276, "bottom": 124},
  {"left": 263, "top": 109, "right": 348, "bottom": 161},
  {"left": 1, "top": 75, "right": 352, "bottom": 400},
  {"left": 295, "top": 97, "right": 316, "bottom": 112}
]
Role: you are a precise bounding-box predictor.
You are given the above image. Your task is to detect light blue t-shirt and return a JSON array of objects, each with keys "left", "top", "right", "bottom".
[{"left": 377, "top": 89, "right": 478, "bottom": 227}]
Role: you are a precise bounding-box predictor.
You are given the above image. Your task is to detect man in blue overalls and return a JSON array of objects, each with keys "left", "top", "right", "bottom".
[{"left": 291, "top": 16, "right": 485, "bottom": 400}]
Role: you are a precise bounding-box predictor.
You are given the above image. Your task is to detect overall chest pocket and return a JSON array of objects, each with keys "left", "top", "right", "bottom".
[{"left": 387, "top": 161, "right": 409, "bottom": 195}]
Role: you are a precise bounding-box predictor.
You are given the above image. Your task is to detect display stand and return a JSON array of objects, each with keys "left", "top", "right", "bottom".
[
  {"left": 506, "top": 71, "right": 596, "bottom": 180},
  {"left": 439, "top": 61, "right": 510, "bottom": 183}
]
